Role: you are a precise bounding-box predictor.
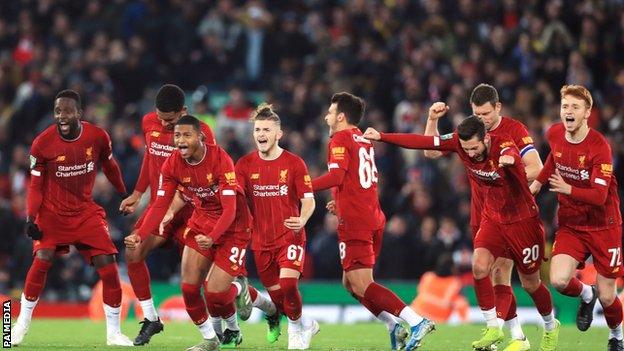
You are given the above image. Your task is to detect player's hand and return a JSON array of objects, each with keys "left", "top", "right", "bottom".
[
  {"left": 428, "top": 102, "right": 449, "bottom": 120},
  {"left": 24, "top": 219, "right": 43, "bottom": 240},
  {"left": 119, "top": 191, "right": 142, "bottom": 215},
  {"left": 326, "top": 200, "right": 337, "bottom": 215},
  {"left": 195, "top": 235, "right": 214, "bottom": 249},
  {"left": 498, "top": 155, "right": 515, "bottom": 167},
  {"left": 159, "top": 210, "right": 175, "bottom": 235},
  {"left": 548, "top": 169, "right": 572, "bottom": 195},
  {"left": 124, "top": 233, "right": 141, "bottom": 250},
  {"left": 529, "top": 180, "right": 542, "bottom": 195},
  {"left": 363, "top": 127, "right": 381, "bottom": 141},
  {"left": 284, "top": 216, "right": 306, "bottom": 232}
]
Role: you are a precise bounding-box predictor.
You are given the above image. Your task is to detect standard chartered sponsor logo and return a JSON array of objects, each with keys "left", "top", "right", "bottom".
[
  {"left": 467, "top": 167, "right": 501, "bottom": 181},
  {"left": 56, "top": 162, "right": 95, "bottom": 177},
  {"left": 188, "top": 185, "right": 218, "bottom": 198},
  {"left": 252, "top": 184, "right": 288, "bottom": 197},
  {"left": 149, "top": 141, "right": 175, "bottom": 157},
  {"left": 555, "top": 163, "right": 589, "bottom": 181}
]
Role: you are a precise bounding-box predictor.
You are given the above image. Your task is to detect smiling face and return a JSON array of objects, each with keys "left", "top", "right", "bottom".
[
  {"left": 253, "top": 119, "right": 282, "bottom": 155},
  {"left": 560, "top": 94, "right": 590, "bottom": 134},
  {"left": 174, "top": 124, "right": 202, "bottom": 160},
  {"left": 54, "top": 97, "right": 82, "bottom": 138}
]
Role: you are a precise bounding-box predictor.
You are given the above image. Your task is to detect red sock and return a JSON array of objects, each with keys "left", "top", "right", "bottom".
[
  {"left": 494, "top": 285, "right": 516, "bottom": 320},
  {"left": 267, "top": 288, "right": 284, "bottom": 312},
  {"left": 97, "top": 263, "right": 122, "bottom": 308},
  {"left": 560, "top": 278, "right": 583, "bottom": 297},
  {"left": 358, "top": 294, "right": 383, "bottom": 316},
  {"left": 249, "top": 285, "right": 259, "bottom": 302},
  {"left": 280, "top": 277, "right": 302, "bottom": 320},
  {"left": 474, "top": 277, "right": 496, "bottom": 310},
  {"left": 602, "top": 298, "right": 623, "bottom": 329},
  {"left": 24, "top": 257, "right": 52, "bottom": 301},
  {"left": 182, "top": 283, "right": 208, "bottom": 325},
  {"left": 363, "top": 282, "right": 407, "bottom": 317},
  {"left": 127, "top": 261, "right": 151, "bottom": 301},
  {"left": 529, "top": 283, "right": 553, "bottom": 316}
]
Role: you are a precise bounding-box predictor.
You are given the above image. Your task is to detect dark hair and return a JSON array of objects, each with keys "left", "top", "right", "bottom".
[
  {"left": 55, "top": 89, "right": 82, "bottom": 108},
  {"left": 251, "top": 103, "right": 280, "bottom": 124},
  {"left": 155, "top": 84, "right": 185, "bottom": 113},
  {"left": 331, "top": 92, "right": 365, "bottom": 125},
  {"left": 470, "top": 83, "right": 499, "bottom": 106},
  {"left": 457, "top": 115, "right": 486, "bottom": 141},
  {"left": 175, "top": 115, "right": 201, "bottom": 131}
]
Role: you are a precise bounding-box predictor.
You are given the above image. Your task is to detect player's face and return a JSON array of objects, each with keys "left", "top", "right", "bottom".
[
  {"left": 253, "top": 120, "right": 282, "bottom": 154},
  {"left": 174, "top": 124, "right": 201, "bottom": 159},
  {"left": 157, "top": 107, "right": 187, "bottom": 130},
  {"left": 459, "top": 135, "right": 487, "bottom": 161},
  {"left": 560, "top": 95, "right": 590, "bottom": 133},
  {"left": 471, "top": 102, "right": 501, "bottom": 131},
  {"left": 324, "top": 103, "right": 339, "bottom": 135},
  {"left": 54, "top": 97, "right": 82, "bottom": 137}
]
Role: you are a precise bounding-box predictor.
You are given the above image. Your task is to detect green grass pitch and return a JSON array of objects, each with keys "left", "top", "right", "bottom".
[{"left": 14, "top": 319, "right": 607, "bottom": 350}]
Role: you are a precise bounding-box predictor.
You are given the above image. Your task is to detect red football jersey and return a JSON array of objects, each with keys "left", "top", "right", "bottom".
[
  {"left": 236, "top": 150, "right": 314, "bottom": 250},
  {"left": 135, "top": 112, "right": 216, "bottom": 202},
  {"left": 324, "top": 128, "right": 385, "bottom": 230},
  {"left": 469, "top": 117, "right": 536, "bottom": 226},
  {"left": 380, "top": 132, "right": 539, "bottom": 224},
  {"left": 29, "top": 122, "right": 115, "bottom": 216},
  {"left": 536, "top": 123, "right": 621, "bottom": 231},
  {"left": 137, "top": 144, "right": 251, "bottom": 244}
]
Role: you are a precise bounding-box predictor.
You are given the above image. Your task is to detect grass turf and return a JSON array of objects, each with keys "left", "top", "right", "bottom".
[{"left": 12, "top": 319, "right": 607, "bottom": 350}]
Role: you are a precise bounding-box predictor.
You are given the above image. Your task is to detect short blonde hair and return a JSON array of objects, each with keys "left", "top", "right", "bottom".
[
  {"left": 560, "top": 85, "right": 593, "bottom": 109},
  {"left": 251, "top": 103, "right": 280, "bottom": 124}
]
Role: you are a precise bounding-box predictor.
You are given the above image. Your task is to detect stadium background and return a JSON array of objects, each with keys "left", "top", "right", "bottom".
[{"left": 0, "top": 0, "right": 623, "bottom": 327}]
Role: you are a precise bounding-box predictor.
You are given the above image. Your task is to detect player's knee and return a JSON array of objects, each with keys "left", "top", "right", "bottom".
[
  {"left": 472, "top": 261, "right": 491, "bottom": 279},
  {"left": 520, "top": 277, "right": 540, "bottom": 293},
  {"left": 92, "top": 254, "right": 116, "bottom": 268},
  {"left": 550, "top": 275, "right": 571, "bottom": 292},
  {"left": 279, "top": 278, "right": 299, "bottom": 295},
  {"left": 599, "top": 293, "right": 617, "bottom": 306},
  {"left": 181, "top": 282, "right": 201, "bottom": 297}
]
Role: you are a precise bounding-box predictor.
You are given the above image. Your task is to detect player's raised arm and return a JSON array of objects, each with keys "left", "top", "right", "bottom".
[
  {"left": 364, "top": 127, "right": 457, "bottom": 152},
  {"left": 423, "top": 102, "right": 450, "bottom": 159}
]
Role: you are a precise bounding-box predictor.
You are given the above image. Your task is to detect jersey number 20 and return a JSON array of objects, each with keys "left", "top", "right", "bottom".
[{"left": 358, "top": 147, "right": 378, "bottom": 189}]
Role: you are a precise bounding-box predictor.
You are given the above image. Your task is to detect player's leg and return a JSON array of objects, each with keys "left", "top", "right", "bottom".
[
  {"left": 204, "top": 263, "right": 243, "bottom": 348},
  {"left": 181, "top": 246, "right": 219, "bottom": 351},
  {"left": 491, "top": 258, "right": 518, "bottom": 327},
  {"left": 517, "top": 270, "right": 558, "bottom": 351},
  {"left": 11, "top": 249, "right": 54, "bottom": 346},
  {"left": 588, "top": 226, "right": 624, "bottom": 350},
  {"left": 597, "top": 273, "right": 624, "bottom": 350},
  {"left": 549, "top": 228, "right": 597, "bottom": 331},
  {"left": 253, "top": 249, "right": 282, "bottom": 343},
  {"left": 125, "top": 231, "right": 167, "bottom": 345},
  {"left": 91, "top": 254, "right": 133, "bottom": 346},
  {"left": 471, "top": 246, "right": 505, "bottom": 350}
]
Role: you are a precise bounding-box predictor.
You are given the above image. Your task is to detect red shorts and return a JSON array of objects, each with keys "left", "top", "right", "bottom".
[
  {"left": 184, "top": 228, "right": 249, "bottom": 277},
  {"left": 552, "top": 226, "right": 624, "bottom": 278},
  {"left": 337, "top": 226, "right": 384, "bottom": 271},
  {"left": 474, "top": 217, "right": 545, "bottom": 274},
  {"left": 34, "top": 206, "right": 117, "bottom": 262},
  {"left": 254, "top": 242, "right": 306, "bottom": 287},
  {"left": 134, "top": 203, "right": 193, "bottom": 244}
]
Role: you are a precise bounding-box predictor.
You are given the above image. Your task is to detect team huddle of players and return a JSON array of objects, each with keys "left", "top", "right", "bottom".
[{"left": 9, "top": 82, "right": 623, "bottom": 351}]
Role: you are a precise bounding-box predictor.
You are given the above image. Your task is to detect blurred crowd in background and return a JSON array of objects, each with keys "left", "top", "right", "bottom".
[{"left": 1, "top": 0, "right": 623, "bottom": 302}]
